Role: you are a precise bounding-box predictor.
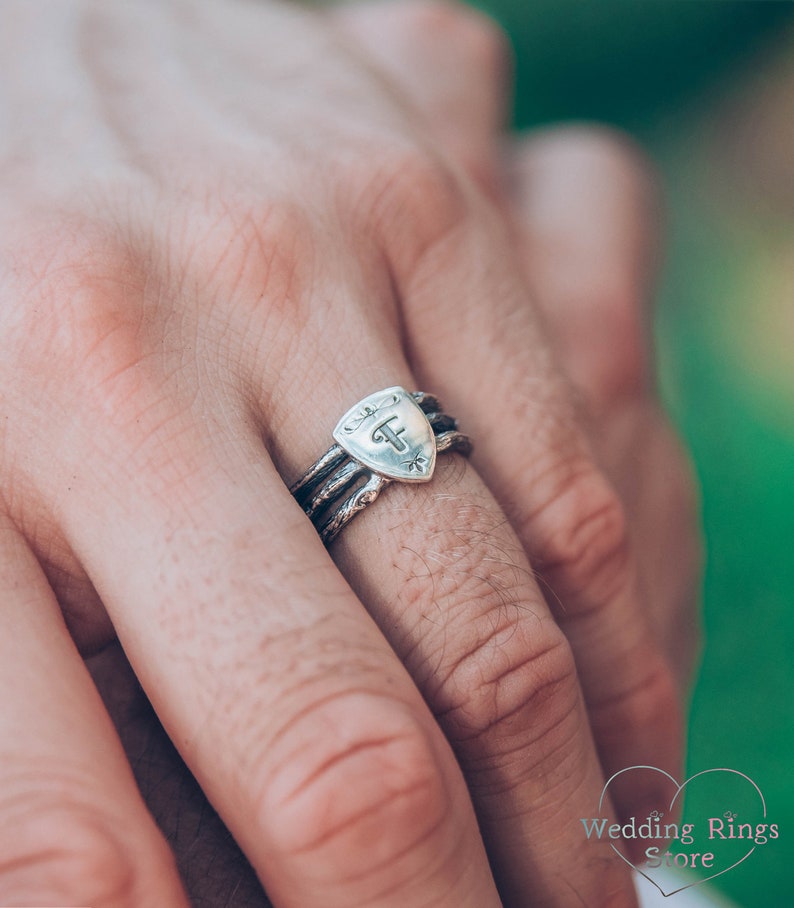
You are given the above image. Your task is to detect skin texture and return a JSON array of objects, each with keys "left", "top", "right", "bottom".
[{"left": 0, "top": 1, "right": 699, "bottom": 906}]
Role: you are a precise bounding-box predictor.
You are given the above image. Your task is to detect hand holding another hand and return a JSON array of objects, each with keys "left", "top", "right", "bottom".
[{"left": 0, "top": 2, "right": 699, "bottom": 906}]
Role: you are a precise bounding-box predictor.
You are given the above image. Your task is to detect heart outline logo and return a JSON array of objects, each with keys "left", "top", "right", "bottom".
[{"left": 599, "top": 765, "right": 767, "bottom": 897}]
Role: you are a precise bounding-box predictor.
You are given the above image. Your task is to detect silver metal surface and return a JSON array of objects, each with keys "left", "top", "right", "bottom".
[
  {"left": 318, "top": 472, "right": 390, "bottom": 545},
  {"left": 333, "top": 387, "right": 436, "bottom": 483},
  {"left": 291, "top": 387, "right": 471, "bottom": 545}
]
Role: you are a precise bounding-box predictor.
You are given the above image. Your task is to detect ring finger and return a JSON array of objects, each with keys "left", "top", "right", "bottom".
[{"left": 341, "top": 0, "right": 685, "bottom": 836}]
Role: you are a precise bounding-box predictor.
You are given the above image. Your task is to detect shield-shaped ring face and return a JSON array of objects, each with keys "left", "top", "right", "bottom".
[{"left": 333, "top": 387, "right": 437, "bottom": 482}]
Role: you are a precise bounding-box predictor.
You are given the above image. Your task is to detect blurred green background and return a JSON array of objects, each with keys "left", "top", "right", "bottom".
[{"left": 469, "top": 2, "right": 794, "bottom": 906}]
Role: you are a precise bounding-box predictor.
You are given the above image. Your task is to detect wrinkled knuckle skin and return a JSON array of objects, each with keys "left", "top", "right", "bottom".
[
  {"left": 389, "top": 498, "right": 585, "bottom": 783},
  {"left": 1, "top": 214, "right": 152, "bottom": 408},
  {"left": 260, "top": 692, "right": 451, "bottom": 892},
  {"left": 439, "top": 620, "right": 581, "bottom": 777},
  {"left": 185, "top": 194, "right": 318, "bottom": 330},
  {"left": 0, "top": 197, "right": 321, "bottom": 426},
  {"left": 0, "top": 801, "right": 138, "bottom": 907},
  {"left": 532, "top": 464, "right": 632, "bottom": 615},
  {"left": 355, "top": 144, "right": 470, "bottom": 272}
]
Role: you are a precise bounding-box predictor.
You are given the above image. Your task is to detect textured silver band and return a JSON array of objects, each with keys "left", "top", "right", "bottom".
[{"left": 291, "top": 388, "right": 471, "bottom": 545}]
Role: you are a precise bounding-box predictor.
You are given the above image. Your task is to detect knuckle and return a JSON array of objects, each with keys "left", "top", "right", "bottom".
[
  {"left": 2, "top": 214, "right": 149, "bottom": 400},
  {"left": 189, "top": 193, "right": 317, "bottom": 325},
  {"left": 0, "top": 798, "right": 138, "bottom": 906},
  {"left": 0, "top": 212, "right": 205, "bottom": 480},
  {"left": 358, "top": 143, "right": 470, "bottom": 270},
  {"left": 390, "top": 495, "right": 585, "bottom": 776},
  {"left": 593, "top": 650, "right": 680, "bottom": 741},
  {"left": 439, "top": 615, "right": 582, "bottom": 772},
  {"left": 530, "top": 462, "right": 632, "bottom": 612},
  {"left": 187, "top": 192, "right": 353, "bottom": 409},
  {"left": 260, "top": 691, "right": 451, "bottom": 882}
]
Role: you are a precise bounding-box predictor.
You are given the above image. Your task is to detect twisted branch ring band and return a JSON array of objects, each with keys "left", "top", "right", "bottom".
[{"left": 290, "top": 386, "right": 471, "bottom": 545}]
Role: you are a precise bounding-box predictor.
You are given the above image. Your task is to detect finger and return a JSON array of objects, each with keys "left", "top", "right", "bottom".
[
  {"left": 340, "top": 0, "right": 690, "bottom": 708},
  {"left": 251, "top": 265, "right": 637, "bottom": 898},
  {"left": 87, "top": 643, "right": 270, "bottom": 907},
  {"left": 388, "top": 172, "right": 682, "bottom": 834},
  {"left": 508, "top": 128, "right": 701, "bottom": 688},
  {"left": 0, "top": 512, "right": 188, "bottom": 906},
  {"left": 331, "top": 0, "right": 510, "bottom": 193},
  {"left": 507, "top": 127, "right": 660, "bottom": 411},
  {"left": 45, "top": 367, "right": 502, "bottom": 904}
]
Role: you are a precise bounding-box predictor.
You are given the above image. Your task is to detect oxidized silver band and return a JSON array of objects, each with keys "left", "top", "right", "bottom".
[{"left": 291, "top": 386, "right": 471, "bottom": 545}]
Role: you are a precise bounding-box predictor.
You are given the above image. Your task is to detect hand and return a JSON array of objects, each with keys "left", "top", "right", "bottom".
[{"left": 0, "top": 2, "right": 698, "bottom": 907}]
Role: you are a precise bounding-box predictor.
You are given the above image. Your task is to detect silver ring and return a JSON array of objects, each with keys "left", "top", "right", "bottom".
[{"left": 291, "top": 386, "right": 471, "bottom": 545}]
